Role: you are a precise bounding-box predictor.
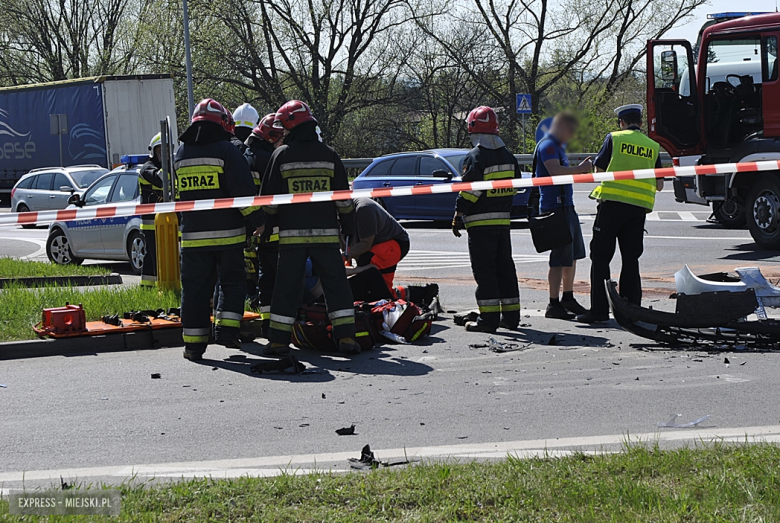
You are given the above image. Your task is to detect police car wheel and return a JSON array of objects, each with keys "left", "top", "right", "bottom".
[
  {"left": 46, "top": 229, "right": 83, "bottom": 266},
  {"left": 127, "top": 231, "right": 145, "bottom": 275}
]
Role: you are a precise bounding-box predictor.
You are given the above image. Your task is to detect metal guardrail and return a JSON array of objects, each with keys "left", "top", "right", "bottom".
[{"left": 343, "top": 152, "right": 672, "bottom": 171}]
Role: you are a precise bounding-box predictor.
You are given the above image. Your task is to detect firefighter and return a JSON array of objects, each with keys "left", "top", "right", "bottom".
[
  {"left": 138, "top": 133, "right": 164, "bottom": 288},
  {"left": 230, "top": 103, "right": 259, "bottom": 154},
  {"left": 260, "top": 100, "right": 361, "bottom": 356},
  {"left": 244, "top": 114, "right": 285, "bottom": 332},
  {"left": 346, "top": 197, "right": 410, "bottom": 294},
  {"left": 452, "top": 106, "right": 521, "bottom": 333},
  {"left": 577, "top": 104, "right": 663, "bottom": 324},
  {"left": 174, "top": 98, "right": 265, "bottom": 361}
]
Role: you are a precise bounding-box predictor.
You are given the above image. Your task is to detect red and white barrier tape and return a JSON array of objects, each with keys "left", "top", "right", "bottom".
[{"left": 2, "top": 160, "right": 779, "bottom": 227}]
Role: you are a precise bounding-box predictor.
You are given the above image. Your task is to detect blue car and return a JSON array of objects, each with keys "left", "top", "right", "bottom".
[{"left": 351, "top": 149, "right": 530, "bottom": 221}]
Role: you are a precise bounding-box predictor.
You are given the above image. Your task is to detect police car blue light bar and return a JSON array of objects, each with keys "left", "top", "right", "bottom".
[
  {"left": 120, "top": 154, "right": 149, "bottom": 165},
  {"left": 707, "top": 12, "right": 770, "bottom": 20}
]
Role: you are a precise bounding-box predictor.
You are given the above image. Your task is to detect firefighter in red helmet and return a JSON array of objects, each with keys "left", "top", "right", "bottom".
[
  {"left": 174, "top": 98, "right": 265, "bottom": 361},
  {"left": 452, "top": 106, "right": 522, "bottom": 333},
  {"left": 260, "top": 100, "right": 361, "bottom": 355},
  {"left": 243, "top": 113, "right": 285, "bottom": 334}
]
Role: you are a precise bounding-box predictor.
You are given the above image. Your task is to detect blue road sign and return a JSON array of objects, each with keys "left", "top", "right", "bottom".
[
  {"left": 535, "top": 117, "right": 553, "bottom": 142},
  {"left": 516, "top": 94, "right": 532, "bottom": 114}
]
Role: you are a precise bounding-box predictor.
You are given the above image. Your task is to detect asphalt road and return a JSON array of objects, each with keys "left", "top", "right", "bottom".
[{"left": 3, "top": 188, "right": 780, "bottom": 489}]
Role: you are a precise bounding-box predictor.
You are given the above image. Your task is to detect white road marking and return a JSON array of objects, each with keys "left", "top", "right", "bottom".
[
  {"left": 578, "top": 211, "right": 710, "bottom": 222},
  {"left": 398, "top": 251, "right": 548, "bottom": 272},
  {"left": 0, "top": 237, "right": 47, "bottom": 259},
  {"left": 3, "top": 424, "right": 780, "bottom": 484},
  {"left": 678, "top": 211, "right": 699, "bottom": 221}
]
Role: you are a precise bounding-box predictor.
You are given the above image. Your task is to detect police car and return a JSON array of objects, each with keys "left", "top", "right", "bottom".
[{"left": 46, "top": 155, "right": 148, "bottom": 274}]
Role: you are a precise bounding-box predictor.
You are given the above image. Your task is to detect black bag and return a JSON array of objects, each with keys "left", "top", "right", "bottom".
[{"left": 528, "top": 145, "right": 573, "bottom": 253}]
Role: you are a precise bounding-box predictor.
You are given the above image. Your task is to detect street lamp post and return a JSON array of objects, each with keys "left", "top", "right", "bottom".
[{"left": 182, "top": 0, "right": 195, "bottom": 117}]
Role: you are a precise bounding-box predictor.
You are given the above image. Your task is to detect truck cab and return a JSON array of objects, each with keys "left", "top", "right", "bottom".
[{"left": 647, "top": 12, "right": 780, "bottom": 248}]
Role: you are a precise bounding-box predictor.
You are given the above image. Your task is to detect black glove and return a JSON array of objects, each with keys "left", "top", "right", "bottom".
[{"left": 452, "top": 215, "right": 463, "bottom": 238}]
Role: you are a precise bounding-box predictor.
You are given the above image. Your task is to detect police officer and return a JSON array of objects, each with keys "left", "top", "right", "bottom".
[
  {"left": 230, "top": 103, "right": 259, "bottom": 154},
  {"left": 260, "top": 100, "right": 361, "bottom": 356},
  {"left": 577, "top": 104, "right": 663, "bottom": 324},
  {"left": 174, "top": 98, "right": 265, "bottom": 361},
  {"left": 244, "top": 114, "right": 285, "bottom": 332},
  {"left": 138, "top": 133, "right": 164, "bottom": 288},
  {"left": 452, "top": 106, "right": 521, "bottom": 333}
]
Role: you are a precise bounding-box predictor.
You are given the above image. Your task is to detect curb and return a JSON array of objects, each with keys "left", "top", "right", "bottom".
[
  {"left": 0, "top": 327, "right": 183, "bottom": 360},
  {"left": 0, "top": 273, "right": 123, "bottom": 289}
]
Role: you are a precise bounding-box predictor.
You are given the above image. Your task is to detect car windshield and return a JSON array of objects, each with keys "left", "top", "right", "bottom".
[
  {"left": 443, "top": 154, "right": 467, "bottom": 174},
  {"left": 70, "top": 169, "right": 108, "bottom": 189}
]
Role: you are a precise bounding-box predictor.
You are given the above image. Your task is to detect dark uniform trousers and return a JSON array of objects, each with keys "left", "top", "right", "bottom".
[
  {"left": 269, "top": 245, "right": 355, "bottom": 344},
  {"left": 182, "top": 247, "right": 246, "bottom": 349},
  {"left": 256, "top": 241, "right": 279, "bottom": 329},
  {"left": 589, "top": 200, "right": 647, "bottom": 314},
  {"left": 468, "top": 227, "right": 520, "bottom": 330}
]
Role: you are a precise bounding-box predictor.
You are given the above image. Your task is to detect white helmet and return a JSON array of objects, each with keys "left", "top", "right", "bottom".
[
  {"left": 148, "top": 132, "right": 162, "bottom": 157},
  {"left": 233, "top": 103, "right": 259, "bottom": 129}
]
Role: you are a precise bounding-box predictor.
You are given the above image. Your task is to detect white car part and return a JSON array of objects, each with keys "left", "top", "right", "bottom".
[{"left": 674, "top": 265, "right": 780, "bottom": 313}]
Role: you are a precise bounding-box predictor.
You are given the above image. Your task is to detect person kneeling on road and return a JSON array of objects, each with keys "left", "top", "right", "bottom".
[
  {"left": 452, "top": 106, "right": 522, "bottom": 333},
  {"left": 260, "top": 100, "right": 361, "bottom": 356},
  {"left": 533, "top": 112, "right": 591, "bottom": 319},
  {"left": 345, "top": 198, "right": 410, "bottom": 295}
]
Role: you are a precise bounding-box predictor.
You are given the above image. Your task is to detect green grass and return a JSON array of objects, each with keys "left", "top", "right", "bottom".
[
  {"left": 0, "top": 285, "right": 180, "bottom": 342},
  {"left": 0, "top": 258, "right": 109, "bottom": 279},
  {"left": 2, "top": 443, "right": 780, "bottom": 521}
]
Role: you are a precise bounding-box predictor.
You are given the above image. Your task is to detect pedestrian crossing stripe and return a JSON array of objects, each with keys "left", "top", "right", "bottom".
[
  {"left": 397, "top": 250, "right": 547, "bottom": 272},
  {"left": 577, "top": 211, "right": 711, "bottom": 222}
]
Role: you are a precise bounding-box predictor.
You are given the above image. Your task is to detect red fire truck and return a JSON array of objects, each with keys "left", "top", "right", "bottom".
[{"left": 647, "top": 12, "right": 780, "bottom": 248}]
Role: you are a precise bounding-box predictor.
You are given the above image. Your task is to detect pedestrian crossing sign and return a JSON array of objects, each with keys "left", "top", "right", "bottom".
[{"left": 516, "top": 94, "right": 532, "bottom": 114}]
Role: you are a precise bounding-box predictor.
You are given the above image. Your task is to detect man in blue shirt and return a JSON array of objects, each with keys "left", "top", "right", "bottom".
[{"left": 534, "top": 112, "right": 592, "bottom": 319}]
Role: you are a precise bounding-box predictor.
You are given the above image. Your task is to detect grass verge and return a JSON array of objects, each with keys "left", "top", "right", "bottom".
[
  {"left": 0, "top": 258, "right": 109, "bottom": 278},
  {"left": 2, "top": 443, "right": 780, "bottom": 521},
  {"left": 0, "top": 285, "right": 180, "bottom": 342}
]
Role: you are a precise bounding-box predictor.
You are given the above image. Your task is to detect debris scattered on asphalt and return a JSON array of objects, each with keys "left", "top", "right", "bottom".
[
  {"left": 322, "top": 393, "right": 326, "bottom": 399},
  {"left": 454, "top": 310, "right": 479, "bottom": 326},
  {"left": 612, "top": 362, "right": 620, "bottom": 366},
  {"left": 274, "top": 426, "right": 283, "bottom": 430},
  {"left": 299, "top": 423, "right": 309, "bottom": 427},
  {"left": 60, "top": 476, "right": 71, "bottom": 490},
  {"left": 635, "top": 377, "right": 639, "bottom": 381},
  {"left": 336, "top": 425, "right": 356, "bottom": 436},
  {"left": 657, "top": 413, "right": 711, "bottom": 428},
  {"left": 99, "top": 397, "right": 108, "bottom": 400},
  {"left": 547, "top": 334, "right": 558, "bottom": 346},
  {"left": 456, "top": 436, "right": 468, "bottom": 439},
  {"left": 724, "top": 357, "right": 730, "bottom": 364},
  {"left": 151, "top": 373, "right": 161, "bottom": 379},
  {"left": 0, "top": 384, "right": 6, "bottom": 388},
  {"left": 211, "top": 367, "right": 218, "bottom": 371},
  {"left": 469, "top": 343, "right": 489, "bottom": 349},
  {"left": 740, "top": 361, "right": 747, "bottom": 366},
  {"left": 489, "top": 337, "right": 531, "bottom": 353},
  {"left": 348, "top": 444, "right": 417, "bottom": 470},
  {"left": 693, "top": 359, "right": 703, "bottom": 362},
  {"left": 420, "top": 422, "right": 425, "bottom": 426},
  {"left": 250, "top": 356, "right": 306, "bottom": 375}
]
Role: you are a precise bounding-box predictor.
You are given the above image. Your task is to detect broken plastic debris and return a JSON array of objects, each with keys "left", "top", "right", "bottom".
[
  {"left": 489, "top": 337, "right": 530, "bottom": 353},
  {"left": 724, "top": 358, "right": 730, "bottom": 364},
  {"left": 250, "top": 356, "right": 306, "bottom": 374},
  {"left": 469, "top": 343, "right": 489, "bottom": 349},
  {"left": 0, "top": 384, "right": 6, "bottom": 388},
  {"left": 336, "top": 425, "right": 356, "bottom": 436},
  {"left": 348, "top": 444, "right": 417, "bottom": 470},
  {"left": 547, "top": 334, "right": 558, "bottom": 346},
  {"left": 657, "top": 414, "right": 711, "bottom": 428},
  {"left": 151, "top": 373, "right": 161, "bottom": 379}
]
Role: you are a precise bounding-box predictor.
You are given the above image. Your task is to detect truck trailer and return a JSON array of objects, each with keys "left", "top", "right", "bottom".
[
  {"left": 0, "top": 75, "right": 177, "bottom": 201},
  {"left": 647, "top": 12, "right": 780, "bottom": 248}
]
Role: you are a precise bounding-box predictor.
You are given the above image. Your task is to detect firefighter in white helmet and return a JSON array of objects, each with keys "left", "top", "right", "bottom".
[
  {"left": 230, "top": 103, "right": 260, "bottom": 153},
  {"left": 138, "top": 132, "right": 164, "bottom": 288}
]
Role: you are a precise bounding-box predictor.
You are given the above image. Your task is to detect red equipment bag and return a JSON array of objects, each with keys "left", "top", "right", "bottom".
[{"left": 369, "top": 300, "right": 433, "bottom": 343}]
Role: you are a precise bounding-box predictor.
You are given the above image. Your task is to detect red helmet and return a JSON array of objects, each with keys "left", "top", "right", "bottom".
[
  {"left": 466, "top": 106, "right": 499, "bottom": 135},
  {"left": 224, "top": 108, "right": 236, "bottom": 134},
  {"left": 191, "top": 98, "right": 233, "bottom": 133},
  {"left": 274, "top": 100, "right": 316, "bottom": 130},
  {"left": 252, "top": 113, "right": 284, "bottom": 143}
]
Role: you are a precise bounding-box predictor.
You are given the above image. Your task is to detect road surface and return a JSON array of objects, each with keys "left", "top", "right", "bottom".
[{"left": 2, "top": 187, "right": 780, "bottom": 489}]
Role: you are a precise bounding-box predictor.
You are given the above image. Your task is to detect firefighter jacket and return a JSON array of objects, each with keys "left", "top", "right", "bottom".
[
  {"left": 173, "top": 122, "right": 264, "bottom": 252},
  {"left": 245, "top": 139, "right": 274, "bottom": 191},
  {"left": 455, "top": 139, "right": 521, "bottom": 229},
  {"left": 260, "top": 122, "right": 355, "bottom": 247},
  {"left": 138, "top": 156, "right": 164, "bottom": 204},
  {"left": 230, "top": 135, "right": 249, "bottom": 155}
]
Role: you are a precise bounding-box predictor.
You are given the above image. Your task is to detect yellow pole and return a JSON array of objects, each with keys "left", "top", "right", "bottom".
[{"left": 155, "top": 212, "right": 181, "bottom": 291}]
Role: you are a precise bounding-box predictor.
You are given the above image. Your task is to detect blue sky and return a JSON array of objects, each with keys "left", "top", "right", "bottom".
[{"left": 665, "top": 0, "right": 776, "bottom": 40}]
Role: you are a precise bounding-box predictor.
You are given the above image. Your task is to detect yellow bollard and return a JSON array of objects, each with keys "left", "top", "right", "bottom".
[{"left": 155, "top": 212, "right": 181, "bottom": 291}]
